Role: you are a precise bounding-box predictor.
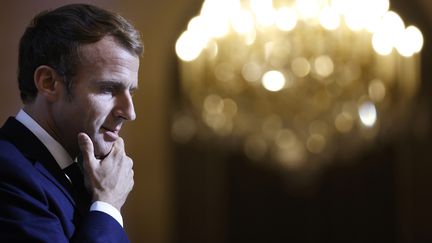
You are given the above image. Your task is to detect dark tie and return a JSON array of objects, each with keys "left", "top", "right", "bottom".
[
  {"left": 64, "top": 163, "right": 83, "bottom": 187},
  {"left": 63, "top": 163, "right": 91, "bottom": 216}
]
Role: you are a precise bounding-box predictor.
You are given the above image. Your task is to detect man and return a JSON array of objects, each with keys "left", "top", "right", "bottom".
[{"left": 0, "top": 4, "right": 143, "bottom": 242}]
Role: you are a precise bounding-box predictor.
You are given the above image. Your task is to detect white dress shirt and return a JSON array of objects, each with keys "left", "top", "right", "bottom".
[{"left": 15, "top": 109, "right": 123, "bottom": 227}]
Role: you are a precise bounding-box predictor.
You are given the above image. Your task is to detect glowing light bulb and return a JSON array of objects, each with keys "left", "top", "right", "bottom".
[
  {"left": 199, "top": 0, "right": 234, "bottom": 38},
  {"left": 373, "top": 0, "right": 390, "bottom": 17},
  {"left": 291, "top": 57, "right": 311, "bottom": 78},
  {"left": 368, "top": 79, "right": 386, "bottom": 102},
  {"left": 319, "top": 6, "right": 340, "bottom": 30},
  {"left": 262, "top": 70, "right": 286, "bottom": 92},
  {"left": 381, "top": 11, "right": 405, "bottom": 39},
  {"left": 335, "top": 112, "right": 354, "bottom": 133},
  {"left": 250, "top": 0, "right": 275, "bottom": 27},
  {"left": 359, "top": 101, "right": 377, "bottom": 127},
  {"left": 314, "top": 55, "right": 334, "bottom": 77},
  {"left": 372, "top": 11, "right": 407, "bottom": 55},
  {"left": 175, "top": 31, "right": 207, "bottom": 62},
  {"left": 250, "top": 0, "right": 273, "bottom": 14},
  {"left": 372, "top": 31, "right": 393, "bottom": 56},
  {"left": 242, "top": 62, "right": 262, "bottom": 83},
  {"left": 275, "top": 7, "right": 297, "bottom": 31},
  {"left": 231, "top": 9, "right": 255, "bottom": 34},
  {"left": 296, "top": 0, "right": 321, "bottom": 19},
  {"left": 404, "top": 25, "right": 424, "bottom": 53}
]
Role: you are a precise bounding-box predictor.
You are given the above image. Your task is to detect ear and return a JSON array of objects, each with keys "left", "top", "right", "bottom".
[{"left": 33, "top": 65, "right": 62, "bottom": 102}]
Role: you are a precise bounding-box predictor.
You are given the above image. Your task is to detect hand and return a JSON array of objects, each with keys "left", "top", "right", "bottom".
[{"left": 77, "top": 132, "right": 134, "bottom": 211}]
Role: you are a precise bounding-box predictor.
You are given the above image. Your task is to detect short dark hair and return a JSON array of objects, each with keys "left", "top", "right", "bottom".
[{"left": 18, "top": 4, "right": 144, "bottom": 103}]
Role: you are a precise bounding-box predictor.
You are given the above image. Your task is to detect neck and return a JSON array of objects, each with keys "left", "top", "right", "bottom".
[{"left": 23, "top": 104, "right": 78, "bottom": 158}]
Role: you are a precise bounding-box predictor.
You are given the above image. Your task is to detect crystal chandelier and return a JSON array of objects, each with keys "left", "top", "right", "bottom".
[{"left": 173, "top": 0, "right": 423, "bottom": 170}]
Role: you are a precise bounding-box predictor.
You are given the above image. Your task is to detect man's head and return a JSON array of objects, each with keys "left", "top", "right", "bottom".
[
  {"left": 18, "top": 4, "right": 143, "bottom": 103},
  {"left": 20, "top": 4, "right": 143, "bottom": 158}
]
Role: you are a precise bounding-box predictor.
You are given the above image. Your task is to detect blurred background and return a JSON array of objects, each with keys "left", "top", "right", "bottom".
[{"left": 1, "top": 0, "right": 432, "bottom": 242}]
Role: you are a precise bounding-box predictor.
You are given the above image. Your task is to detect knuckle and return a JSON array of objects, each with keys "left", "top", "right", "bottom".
[{"left": 117, "top": 137, "right": 125, "bottom": 147}]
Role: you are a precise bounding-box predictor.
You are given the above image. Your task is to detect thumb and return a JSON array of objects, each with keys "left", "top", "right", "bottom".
[{"left": 77, "top": 132, "right": 96, "bottom": 167}]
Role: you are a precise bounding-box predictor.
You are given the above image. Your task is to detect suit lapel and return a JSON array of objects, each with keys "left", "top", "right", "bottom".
[{"left": 0, "top": 117, "right": 77, "bottom": 206}]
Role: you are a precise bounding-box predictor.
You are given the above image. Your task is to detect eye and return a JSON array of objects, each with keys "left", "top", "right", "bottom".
[{"left": 100, "top": 85, "right": 115, "bottom": 94}]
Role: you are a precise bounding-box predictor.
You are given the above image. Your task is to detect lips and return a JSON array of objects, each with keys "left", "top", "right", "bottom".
[{"left": 101, "top": 126, "right": 120, "bottom": 141}]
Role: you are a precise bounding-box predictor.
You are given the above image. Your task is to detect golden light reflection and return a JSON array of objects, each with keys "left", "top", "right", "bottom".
[
  {"left": 359, "top": 101, "right": 377, "bottom": 127},
  {"left": 396, "top": 26, "right": 424, "bottom": 57},
  {"left": 335, "top": 112, "right": 354, "bottom": 133},
  {"left": 231, "top": 9, "right": 255, "bottom": 34},
  {"left": 368, "top": 79, "right": 386, "bottom": 102},
  {"left": 313, "top": 55, "right": 334, "bottom": 78},
  {"left": 296, "top": 0, "right": 322, "bottom": 19},
  {"left": 223, "top": 98, "right": 238, "bottom": 118},
  {"left": 174, "top": 0, "right": 423, "bottom": 171},
  {"left": 215, "top": 63, "right": 235, "bottom": 82},
  {"left": 275, "top": 7, "right": 298, "bottom": 31},
  {"left": 204, "top": 95, "right": 223, "bottom": 114},
  {"left": 251, "top": 0, "right": 275, "bottom": 27},
  {"left": 306, "top": 134, "right": 326, "bottom": 154},
  {"left": 262, "top": 70, "right": 286, "bottom": 92},
  {"left": 175, "top": 31, "right": 205, "bottom": 62},
  {"left": 319, "top": 6, "right": 340, "bottom": 30},
  {"left": 291, "top": 58, "right": 311, "bottom": 78},
  {"left": 242, "top": 62, "right": 262, "bottom": 83}
]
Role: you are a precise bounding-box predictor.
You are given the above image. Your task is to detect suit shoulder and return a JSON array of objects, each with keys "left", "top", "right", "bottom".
[{"left": 0, "top": 138, "right": 35, "bottom": 174}]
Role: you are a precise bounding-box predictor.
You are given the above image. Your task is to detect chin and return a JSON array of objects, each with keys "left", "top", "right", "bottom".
[{"left": 93, "top": 141, "right": 114, "bottom": 159}]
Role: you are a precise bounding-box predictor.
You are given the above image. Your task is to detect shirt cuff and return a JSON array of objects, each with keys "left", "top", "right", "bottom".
[{"left": 90, "top": 201, "right": 123, "bottom": 227}]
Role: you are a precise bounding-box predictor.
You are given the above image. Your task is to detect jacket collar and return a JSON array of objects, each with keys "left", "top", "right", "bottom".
[{"left": 0, "top": 117, "right": 74, "bottom": 198}]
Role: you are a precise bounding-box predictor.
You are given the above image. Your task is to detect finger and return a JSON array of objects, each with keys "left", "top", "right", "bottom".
[
  {"left": 127, "top": 157, "right": 134, "bottom": 169},
  {"left": 77, "top": 132, "right": 97, "bottom": 168},
  {"left": 116, "top": 137, "right": 125, "bottom": 150},
  {"left": 111, "top": 137, "right": 126, "bottom": 156}
]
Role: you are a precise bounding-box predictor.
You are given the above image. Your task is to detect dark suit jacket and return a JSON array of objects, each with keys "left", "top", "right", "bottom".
[{"left": 0, "top": 117, "right": 129, "bottom": 242}]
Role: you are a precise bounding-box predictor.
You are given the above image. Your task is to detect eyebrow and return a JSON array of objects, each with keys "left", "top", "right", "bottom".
[{"left": 94, "top": 80, "right": 138, "bottom": 91}]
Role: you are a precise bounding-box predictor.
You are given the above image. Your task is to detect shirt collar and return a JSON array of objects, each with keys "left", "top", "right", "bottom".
[{"left": 15, "top": 109, "right": 74, "bottom": 169}]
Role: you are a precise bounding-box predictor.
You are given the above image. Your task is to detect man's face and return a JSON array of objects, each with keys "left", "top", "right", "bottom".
[{"left": 52, "top": 36, "right": 140, "bottom": 158}]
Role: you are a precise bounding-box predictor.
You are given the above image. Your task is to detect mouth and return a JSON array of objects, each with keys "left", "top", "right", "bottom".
[{"left": 101, "top": 126, "right": 121, "bottom": 141}]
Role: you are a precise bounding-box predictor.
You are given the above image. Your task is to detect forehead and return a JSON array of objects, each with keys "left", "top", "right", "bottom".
[
  {"left": 75, "top": 36, "right": 140, "bottom": 86},
  {"left": 79, "top": 36, "right": 133, "bottom": 59}
]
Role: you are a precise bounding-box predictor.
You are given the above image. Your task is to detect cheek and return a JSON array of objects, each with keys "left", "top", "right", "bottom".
[{"left": 85, "top": 99, "right": 113, "bottom": 125}]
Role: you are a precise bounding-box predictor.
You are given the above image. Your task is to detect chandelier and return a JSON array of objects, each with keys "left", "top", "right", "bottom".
[{"left": 172, "top": 0, "right": 423, "bottom": 170}]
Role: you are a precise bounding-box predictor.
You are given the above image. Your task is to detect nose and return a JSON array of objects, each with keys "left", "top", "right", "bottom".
[{"left": 114, "top": 91, "right": 136, "bottom": 121}]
